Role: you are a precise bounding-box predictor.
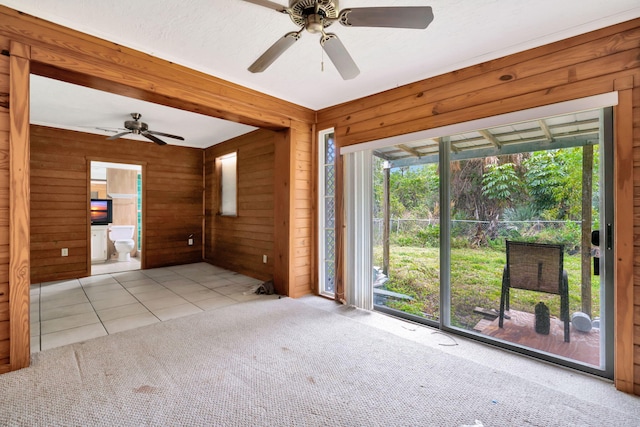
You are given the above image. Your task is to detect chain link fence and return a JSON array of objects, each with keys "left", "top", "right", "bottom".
[{"left": 373, "top": 218, "right": 583, "bottom": 250}]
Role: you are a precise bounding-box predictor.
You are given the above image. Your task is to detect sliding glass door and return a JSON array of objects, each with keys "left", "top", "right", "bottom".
[
  {"left": 363, "top": 106, "right": 613, "bottom": 377},
  {"left": 372, "top": 156, "right": 440, "bottom": 326},
  {"left": 445, "top": 108, "right": 612, "bottom": 375}
]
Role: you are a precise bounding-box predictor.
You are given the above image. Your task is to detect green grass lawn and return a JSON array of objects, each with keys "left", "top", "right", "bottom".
[{"left": 374, "top": 245, "right": 601, "bottom": 329}]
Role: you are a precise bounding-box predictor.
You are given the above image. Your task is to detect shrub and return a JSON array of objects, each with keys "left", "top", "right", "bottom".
[{"left": 416, "top": 225, "right": 439, "bottom": 247}]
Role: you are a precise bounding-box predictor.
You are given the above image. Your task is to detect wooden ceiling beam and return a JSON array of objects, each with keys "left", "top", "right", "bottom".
[{"left": 0, "top": 6, "right": 315, "bottom": 128}]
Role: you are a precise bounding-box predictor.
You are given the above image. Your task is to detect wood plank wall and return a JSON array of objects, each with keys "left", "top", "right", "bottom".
[
  {"left": 204, "top": 130, "right": 276, "bottom": 282},
  {"left": 30, "top": 125, "right": 204, "bottom": 283},
  {"left": 290, "top": 123, "right": 314, "bottom": 298},
  {"left": 204, "top": 126, "right": 314, "bottom": 297},
  {"left": 633, "top": 81, "right": 640, "bottom": 396},
  {"left": 0, "top": 37, "right": 11, "bottom": 371},
  {"left": 317, "top": 19, "right": 640, "bottom": 394}
]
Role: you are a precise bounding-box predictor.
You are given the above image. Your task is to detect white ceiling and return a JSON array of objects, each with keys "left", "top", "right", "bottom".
[
  {"left": 30, "top": 75, "right": 258, "bottom": 148},
  {"left": 3, "top": 0, "right": 640, "bottom": 148}
]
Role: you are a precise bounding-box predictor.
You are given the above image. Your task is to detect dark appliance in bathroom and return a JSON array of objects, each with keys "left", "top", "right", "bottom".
[{"left": 90, "top": 199, "right": 113, "bottom": 225}]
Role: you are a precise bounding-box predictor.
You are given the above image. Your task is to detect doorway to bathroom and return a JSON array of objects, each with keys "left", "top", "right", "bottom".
[{"left": 90, "top": 161, "right": 143, "bottom": 275}]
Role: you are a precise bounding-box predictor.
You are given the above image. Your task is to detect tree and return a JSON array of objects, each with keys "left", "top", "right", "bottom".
[
  {"left": 388, "top": 165, "right": 439, "bottom": 218},
  {"left": 523, "top": 151, "right": 561, "bottom": 216},
  {"left": 482, "top": 162, "right": 520, "bottom": 206},
  {"left": 524, "top": 148, "right": 599, "bottom": 221},
  {"left": 374, "top": 145, "right": 599, "bottom": 249}
]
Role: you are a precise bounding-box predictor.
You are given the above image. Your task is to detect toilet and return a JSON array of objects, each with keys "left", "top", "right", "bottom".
[{"left": 109, "top": 225, "right": 135, "bottom": 262}]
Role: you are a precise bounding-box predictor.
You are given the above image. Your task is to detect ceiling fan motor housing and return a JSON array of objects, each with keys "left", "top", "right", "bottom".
[
  {"left": 124, "top": 115, "right": 148, "bottom": 134},
  {"left": 289, "top": 0, "right": 338, "bottom": 31},
  {"left": 106, "top": 112, "right": 183, "bottom": 144}
]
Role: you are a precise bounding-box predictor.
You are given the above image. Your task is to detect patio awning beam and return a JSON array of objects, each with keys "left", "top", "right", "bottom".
[
  {"left": 384, "top": 134, "right": 599, "bottom": 168},
  {"left": 538, "top": 119, "right": 554, "bottom": 140},
  {"left": 478, "top": 130, "right": 503, "bottom": 148},
  {"left": 397, "top": 144, "right": 423, "bottom": 158}
]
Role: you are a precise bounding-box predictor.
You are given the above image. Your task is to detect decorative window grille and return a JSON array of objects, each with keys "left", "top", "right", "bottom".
[{"left": 319, "top": 130, "right": 336, "bottom": 295}]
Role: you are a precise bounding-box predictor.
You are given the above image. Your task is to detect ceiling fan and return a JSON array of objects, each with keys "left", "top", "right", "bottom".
[
  {"left": 243, "top": 0, "right": 434, "bottom": 80},
  {"left": 106, "top": 113, "right": 185, "bottom": 145}
]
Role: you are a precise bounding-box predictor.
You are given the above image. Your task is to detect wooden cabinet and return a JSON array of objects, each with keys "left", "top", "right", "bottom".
[{"left": 91, "top": 225, "right": 108, "bottom": 263}]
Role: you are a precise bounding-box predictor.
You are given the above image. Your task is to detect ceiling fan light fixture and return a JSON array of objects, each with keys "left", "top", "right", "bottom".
[{"left": 305, "top": 14, "right": 325, "bottom": 33}]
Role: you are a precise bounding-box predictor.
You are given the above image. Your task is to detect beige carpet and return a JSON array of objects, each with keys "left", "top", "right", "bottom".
[{"left": 0, "top": 296, "right": 638, "bottom": 426}]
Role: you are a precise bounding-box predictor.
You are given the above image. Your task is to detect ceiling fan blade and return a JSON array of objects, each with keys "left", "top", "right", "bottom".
[
  {"left": 142, "top": 132, "right": 167, "bottom": 146},
  {"left": 90, "top": 126, "right": 126, "bottom": 132},
  {"left": 242, "top": 0, "right": 287, "bottom": 13},
  {"left": 249, "top": 31, "right": 301, "bottom": 73},
  {"left": 146, "top": 130, "right": 185, "bottom": 141},
  {"left": 339, "top": 7, "right": 434, "bottom": 29},
  {"left": 320, "top": 33, "right": 360, "bottom": 80},
  {"left": 106, "top": 131, "right": 132, "bottom": 140}
]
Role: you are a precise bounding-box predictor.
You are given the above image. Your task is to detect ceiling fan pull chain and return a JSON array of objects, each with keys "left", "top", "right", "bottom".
[{"left": 321, "top": 48, "right": 324, "bottom": 72}]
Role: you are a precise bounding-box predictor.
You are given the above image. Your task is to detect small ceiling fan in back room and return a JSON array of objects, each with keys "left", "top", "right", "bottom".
[
  {"left": 243, "top": 0, "right": 434, "bottom": 80},
  {"left": 106, "top": 113, "right": 185, "bottom": 145}
]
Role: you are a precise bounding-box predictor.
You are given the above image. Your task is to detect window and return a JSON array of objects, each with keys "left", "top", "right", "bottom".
[
  {"left": 218, "top": 152, "right": 237, "bottom": 216},
  {"left": 319, "top": 130, "right": 336, "bottom": 296}
]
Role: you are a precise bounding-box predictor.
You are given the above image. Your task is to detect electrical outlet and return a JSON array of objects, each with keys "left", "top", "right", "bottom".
[
  {"left": 188, "top": 238, "right": 194, "bottom": 246},
  {"left": 61, "top": 248, "right": 68, "bottom": 257},
  {"left": 263, "top": 254, "right": 267, "bottom": 264}
]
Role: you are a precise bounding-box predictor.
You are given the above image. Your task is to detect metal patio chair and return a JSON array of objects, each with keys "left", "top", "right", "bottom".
[{"left": 499, "top": 240, "right": 570, "bottom": 343}]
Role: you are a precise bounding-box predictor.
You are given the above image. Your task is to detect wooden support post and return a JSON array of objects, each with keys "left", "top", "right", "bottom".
[
  {"left": 613, "top": 78, "right": 635, "bottom": 394},
  {"left": 273, "top": 129, "right": 292, "bottom": 297},
  {"left": 9, "top": 41, "right": 30, "bottom": 370}
]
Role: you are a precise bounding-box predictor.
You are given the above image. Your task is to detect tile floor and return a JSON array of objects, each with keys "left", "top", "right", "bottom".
[
  {"left": 91, "top": 257, "right": 141, "bottom": 276},
  {"left": 30, "top": 263, "right": 268, "bottom": 353}
]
